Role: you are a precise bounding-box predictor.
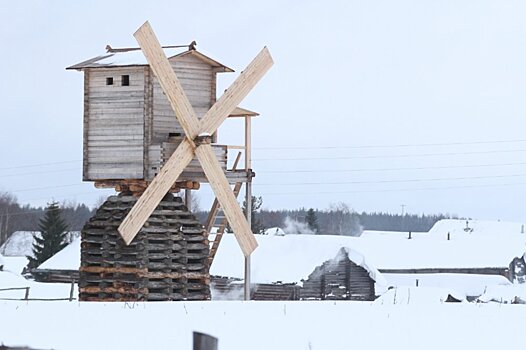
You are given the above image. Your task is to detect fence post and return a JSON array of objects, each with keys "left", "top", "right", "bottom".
[
  {"left": 193, "top": 332, "right": 218, "bottom": 350},
  {"left": 24, "top": 287, "right": 30, "bottom": 300},
  {"left": 69, "top": 279, "right": 75, "bottom": 301}
]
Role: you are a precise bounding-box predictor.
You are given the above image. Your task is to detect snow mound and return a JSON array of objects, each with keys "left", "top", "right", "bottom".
[
  {"left": 1, "top": 256, "right": 29, "bottom": 274},
  {"left": 263, "top": 227, "right": 285, "bottom": 236},
  {"left": 477, "top": 284, "right": 526, "bottom": 303},
  {"left": 374, "top": 286, "right": 466, "bottom": 305},
  {"left": 429, "top": 219, "right": 526, "bottom": 237},
  {"left": 384, "top": 273, "right": 512, "bottom": 297}
]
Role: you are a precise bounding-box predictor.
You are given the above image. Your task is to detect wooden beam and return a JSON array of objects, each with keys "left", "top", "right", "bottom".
[
  {"left": 118, "top": 138, "right": 195, "bottom": 244},
  {"left": 199, "top": 47, "right": 273, "bottom": 135},
  {"left": 195, "top": 144, "right": 258, "bottom": 256},
  {"left": 134, "top": 21, "right": 201, "bottom": 140}
]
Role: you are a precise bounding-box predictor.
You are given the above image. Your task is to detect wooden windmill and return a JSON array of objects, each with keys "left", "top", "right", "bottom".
[
  {"left": 68, "top": 21, "right": 272, "bottom": 301},
  {"left": 119, "top": 22, "right": 272, "bottom": 256}
]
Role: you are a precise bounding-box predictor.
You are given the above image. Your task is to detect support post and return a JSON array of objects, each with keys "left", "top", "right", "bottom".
[
  {"left": 244, "top": 114, "right": 253, "bottom": 301},
  {"left": 185, "top": 189, "right": 192, "bottom": 211},
  {"left": 244, "top": 180, "right": 252, "bottom": 301}
]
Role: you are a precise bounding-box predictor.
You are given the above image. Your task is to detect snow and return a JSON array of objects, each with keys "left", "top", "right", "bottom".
[
  {"left": 35, "top": 220, "right": 526, "bottom": 285},
  {"left": 429, "top": 219, "right": 526, "bottom": 237},
  {"left": 212, "top": 234, "right": 384, "bottom": 285},
  {"left": 39, "top": 237, "right": 81, "bottom": 269},
  {"left": 384, "top": 273, "right": 511, "bottom": 297},
  {"left": 374, "top": 286, "right": 467, "bottom": 304},
  {"left": 477, "top": 284, "right": 526, "bottom": 303},
  {"left": 0, "top": 231, "right": 38, "bottom": 256},
  {"left": 1, "top": 256, "right": 29, "bottom": 274},
  {"left": 0, "top": 271, "right": 76, "bottom": 300},
  {"left": 87, "top": 48, "right": 186, "bottom": 67},
  {"left": 0, "top": 231, "right": 80, "bottom": 258},
  {"left": 1, "top": 300, "right": 525, "bottom": 350}
]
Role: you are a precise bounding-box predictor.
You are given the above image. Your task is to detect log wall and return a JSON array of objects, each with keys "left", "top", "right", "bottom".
[{"left": 84, "top": 67, "right": 145, "bottom": 180}]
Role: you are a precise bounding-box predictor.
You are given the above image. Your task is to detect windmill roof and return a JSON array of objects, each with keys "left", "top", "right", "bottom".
[
  {"left": 66, "top": 47, "right": 234, "bottom": 72},
  {"left": 228, "top": 106, "right": 259, "bottom": 117}
]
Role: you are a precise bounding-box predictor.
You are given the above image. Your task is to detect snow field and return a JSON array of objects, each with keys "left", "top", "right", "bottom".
[{"left": 0, "top": 300, "right": 524, "bottom": 350}]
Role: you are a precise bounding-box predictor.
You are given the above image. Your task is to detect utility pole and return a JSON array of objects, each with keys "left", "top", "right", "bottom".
[{"left": 400, "top": 204, "right": 406, "bottom": 216}]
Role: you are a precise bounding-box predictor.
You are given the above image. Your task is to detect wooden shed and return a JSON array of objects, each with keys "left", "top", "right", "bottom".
[
  {"left": 67, "top": 45, "right": 255, "bottom": 185},
  {"left": 300, "top": 248, "right": 377, "bottom": 301}
]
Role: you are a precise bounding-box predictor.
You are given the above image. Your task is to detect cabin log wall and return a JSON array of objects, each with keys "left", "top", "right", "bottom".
[{"left": 85, "top": 66, "right": 145, "bottom": 180}]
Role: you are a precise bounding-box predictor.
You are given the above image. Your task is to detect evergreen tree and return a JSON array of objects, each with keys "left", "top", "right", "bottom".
[
  {"left": 305, "top": 208, "right": 319, "bottom": 234},
  {"left": 27, "top": 202, "right": 69, "bottom": 269},
  {"left": 242, "top": 195, "right": 265, "bottom": 234}
]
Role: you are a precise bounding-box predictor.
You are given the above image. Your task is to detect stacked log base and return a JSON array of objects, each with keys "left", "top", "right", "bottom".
[{"left": 79, "top": 193, "right": 210, "bottom": 301}]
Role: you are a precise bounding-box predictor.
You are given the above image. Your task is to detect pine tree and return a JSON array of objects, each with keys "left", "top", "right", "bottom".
[
  {"left": 305, "top": 208, "right": 319, "bottom": 234},
  {"left": 27, "top": 202, "right": 69, "bottom": 269}
]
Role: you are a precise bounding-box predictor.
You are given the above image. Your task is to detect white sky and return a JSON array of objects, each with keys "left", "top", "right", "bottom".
[{"left": 1, "top": 1, "right": 526, "bottom": 221}]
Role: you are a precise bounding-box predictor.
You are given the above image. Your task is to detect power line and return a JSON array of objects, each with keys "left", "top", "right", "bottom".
[
  {"left": 253, "top": 173, "right": 526, "bottom": 186},
  {"left": 253, "top": 148, "right": 526, "bottom": 161},
  {"left": 0, "top": 168, "right": 79, "bottom": 178},
  {"left": 253, "top": 138, "right": 526, "bottom": 150},
  {"left": 257, "top": 161, "right": 526, "bottom": 174},
  {"left": 11, "top": 183, "right": 86, "bottom": 193},
  {"left": 259, "top": 181, "right": 526, "bottom": 196},
  {"left": 0, "top": 160, "right": 81, "bottom": 171}
]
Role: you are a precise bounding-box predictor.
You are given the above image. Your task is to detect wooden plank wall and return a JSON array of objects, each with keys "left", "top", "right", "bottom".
[
  {"left": 85, "top": 67, "right": 145, "bottom": 180},
  {"left": 151, "top": 54, "right": 213, "bottom": 143}
]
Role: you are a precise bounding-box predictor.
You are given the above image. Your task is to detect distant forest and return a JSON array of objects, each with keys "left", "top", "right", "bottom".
[{"left": 0, "top": 191, "right": 459, "bottom": 246}]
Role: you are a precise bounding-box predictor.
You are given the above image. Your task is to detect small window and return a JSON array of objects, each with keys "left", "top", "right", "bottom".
[
  {"left": 121, "top": 75, "right": 130, "bottom": 86},
  {"left": 106, "top": 77, "right": 113, "bottom": 85}
]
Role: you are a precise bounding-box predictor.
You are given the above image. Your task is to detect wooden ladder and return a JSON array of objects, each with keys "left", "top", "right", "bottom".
[{"left": 206, "top": 152, "right": 244, "bottom": 267}]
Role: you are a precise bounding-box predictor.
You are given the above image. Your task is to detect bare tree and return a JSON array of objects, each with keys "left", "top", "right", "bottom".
[{"left": 326, "top": 202, "right": 362, "bottom": 237}]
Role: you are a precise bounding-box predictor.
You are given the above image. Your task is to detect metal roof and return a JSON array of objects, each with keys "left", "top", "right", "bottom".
[{"left": 66, "top": 47, "right": 234, "bottom": 72}]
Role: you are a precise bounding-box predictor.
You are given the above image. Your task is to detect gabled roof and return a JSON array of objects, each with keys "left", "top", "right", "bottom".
[{"left": 66, "top": 46, "right": 234, "bottom": 72}]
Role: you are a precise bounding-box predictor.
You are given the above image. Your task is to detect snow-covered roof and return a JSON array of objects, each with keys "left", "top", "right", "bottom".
[
  {"left": 0, "top": 231, "right": 38, "bottom": 257},
  {"left": 38, "top": 237, "right": 81, "bottom": 270},
  {"left": 0, "top": 231, "right": 80, "bottom": 258},
  {"left": 67, "top": 48, "right": 233, "bottom": 72},
  {"left": 429, "top": 219, "right": 526, "bottom": 237},
  {"left": 211, "top": 234, "right": 386, "bottom": 284}
]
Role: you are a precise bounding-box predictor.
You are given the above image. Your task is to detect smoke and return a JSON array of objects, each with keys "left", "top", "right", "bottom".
[
  {"left": 210, "top": 283, "right": 245, "bottom": 301},
  {"left": 283, "top": 217, "right": 315, "bottom": 235}
]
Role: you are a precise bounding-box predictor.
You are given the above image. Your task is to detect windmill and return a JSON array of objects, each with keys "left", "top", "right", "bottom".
[{"left": 115, "top": 21, "right": 273, "bottom": 285}]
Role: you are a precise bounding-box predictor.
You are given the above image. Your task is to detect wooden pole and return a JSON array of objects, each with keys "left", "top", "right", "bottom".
[
  {"left": 244, "top": 180, "right": 252, "bottom": 301},
  {"left": 244, "top": 114, "right": 253, "bottom": 300},
  {"left": 69, "top": 279, "right": 75, "bottom": 301}
]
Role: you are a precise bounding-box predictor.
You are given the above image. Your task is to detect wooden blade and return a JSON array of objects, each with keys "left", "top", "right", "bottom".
[
  {"left": 134, "top": 21, "right": 200, "bottom": 139},
  {"left": 118, "top": 139, "right": 195, "bottom": 244},
  {"left": 195, "top": 144, "right": 258, "bottom": 256},
  {"left": 199, "top": 47, "right": 273, "bottom": 135}
]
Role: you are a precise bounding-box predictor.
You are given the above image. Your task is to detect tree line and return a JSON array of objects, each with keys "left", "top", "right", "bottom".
[
  {"left": 0, "top": 190, "right": 460, "bottom": 247},
  {"left": 196, "top": 197, "right": 460, "bottom": 236},
  {"left": 0, "top": 191, "right": 95, "bottom": 247}
]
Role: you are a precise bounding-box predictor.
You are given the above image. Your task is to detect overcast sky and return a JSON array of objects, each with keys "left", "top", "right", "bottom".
[{"left": 1, "top": 1, "right": 526, "bottom": 221}]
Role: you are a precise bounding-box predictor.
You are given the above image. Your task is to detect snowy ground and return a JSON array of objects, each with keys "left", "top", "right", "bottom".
[{"left": 1, "top": 300, "right": 525, "bottom": 350}]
